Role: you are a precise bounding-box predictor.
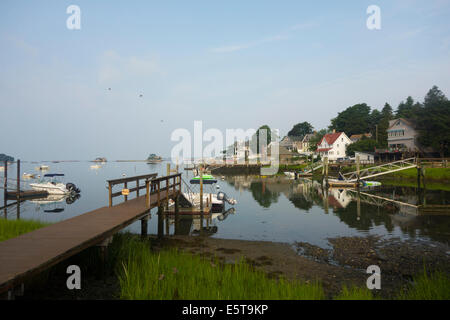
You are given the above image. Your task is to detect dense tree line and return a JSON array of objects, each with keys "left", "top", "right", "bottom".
[{"left": 286, "top": 85, "right": 449, "bottom": 156}]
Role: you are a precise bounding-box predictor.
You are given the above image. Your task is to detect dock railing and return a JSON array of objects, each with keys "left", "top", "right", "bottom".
[{"left": 107, "top": 173, "right": 182, "bottom": 208}]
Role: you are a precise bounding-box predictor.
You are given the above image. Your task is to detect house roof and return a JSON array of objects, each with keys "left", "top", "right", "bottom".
[
  {"left": 287, "top": 135, "right": 304, "bottom": 142},
  {"left": 388, "top": 118, "right": 416, "bottom": 130},
  {"left": 350, "top": 133, "right": 372, "bottom": 140},
  {"left": 302, "top": 133, "right": 314, "bottom": 142},
  {"left": 318, "top": 132, "right": 343, "bottom": 146}
]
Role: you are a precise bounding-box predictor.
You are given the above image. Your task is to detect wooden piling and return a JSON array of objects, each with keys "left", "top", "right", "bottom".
[
  {"left": 140, "top": 215, "right": 149, "bottom": 239},
  {"left": 157, "top": 205, "right": 164, "bottom": 239},
  {"left": 356, "top": 155, "right": 360, "bottom": 184}
]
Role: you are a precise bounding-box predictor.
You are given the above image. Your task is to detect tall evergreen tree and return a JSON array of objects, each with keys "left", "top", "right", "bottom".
[{"left": 416, "top": 86, "right": 450, "bottom": 157}]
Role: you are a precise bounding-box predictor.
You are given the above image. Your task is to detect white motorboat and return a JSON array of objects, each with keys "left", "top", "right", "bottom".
[
  {"left": 35, "top": 165, "right": 50, "bottom": 171},
  {"left": 30, "top": 174, "right": 81, "bottom": 195}
]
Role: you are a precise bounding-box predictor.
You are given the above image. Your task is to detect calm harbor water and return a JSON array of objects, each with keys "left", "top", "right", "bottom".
[{"left": 1, "top": 161, "right": 449, "bottom": 248}]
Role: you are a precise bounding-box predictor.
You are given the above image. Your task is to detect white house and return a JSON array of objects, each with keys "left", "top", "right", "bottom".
[
  {"left": 316, "top": 131, "right": 352, "bottom": 161},
  {"left": 354, "top": 151, "right": 375, "bottom": 164}
]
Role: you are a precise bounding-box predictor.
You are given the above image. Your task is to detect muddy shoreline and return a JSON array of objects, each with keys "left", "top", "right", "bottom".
[{"left": 18, "top": 235, "right": 450, "bottom": 300}]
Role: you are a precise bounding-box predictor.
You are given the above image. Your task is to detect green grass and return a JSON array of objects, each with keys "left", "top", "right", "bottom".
[
  {"left": 334, "top": 285, "right": 376, "bottom": 300},
  {"left": 380, "top": 178, "right": 450, "bottom": 191},
  {"left": 0, "top": 218, "right": 49, "bottom": 242},
  {"left": 116, "top": 236, "right": 325, "bottom": 300},
  {"left": 114, "top": 235, "right": 450, "bottom": 300},
  {"left": 390, "top": 167, "right": 450, "bottom": 181},
  {"left": 398, "top": 269, "right": 450, "bottom": 300}
]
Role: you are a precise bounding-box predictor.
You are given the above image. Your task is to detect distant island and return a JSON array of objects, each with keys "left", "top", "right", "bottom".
[
  {"left": 0, "top": 153, "right": 14, "bottom": 162},
  {"left": 147, "top": 154, "right": 162, "bottom": 163},
  {"left": 93, "top": 157, "right": 107, "bottom": 162}
]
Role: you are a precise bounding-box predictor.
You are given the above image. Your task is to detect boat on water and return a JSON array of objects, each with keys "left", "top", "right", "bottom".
[
  {"left": 147, "top": 154, "right": 162, "bottom": 163},
  {"left": 189, "top": 174, "right": 218, "bottom": 184},
  {"left": 22, "top": 172, "right": 36, "bottom": 179},
  {"left": 35, "top": 165, "right": 49, "bottom": 171},
  {"left": 178, "top": 174, "right": 237, "bottom": 212},
  {"left": 90, "top": 164, "right": 102, "bottom": 169},
  {"left": 361, "top": 181, "right": 382, "bottom": 187},
  {"left": 30, "top": 174, "right": 81, "bottom": 195},
  {"left": 93, "top": 157, "right": 107, "bottom": 163}
]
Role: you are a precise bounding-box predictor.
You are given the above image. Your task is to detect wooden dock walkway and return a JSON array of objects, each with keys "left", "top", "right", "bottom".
[{"left": 0, "top": 173, "right": 183, "bottom": 296}]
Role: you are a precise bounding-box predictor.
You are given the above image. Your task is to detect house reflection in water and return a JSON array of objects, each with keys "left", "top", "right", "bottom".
[{"left": 221, "top": 175, "right": 450, "bottom": 245}]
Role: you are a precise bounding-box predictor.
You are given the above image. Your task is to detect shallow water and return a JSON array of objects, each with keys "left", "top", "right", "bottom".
[{"left": 1, "top": 161, "right": 449, "bottom": 248}]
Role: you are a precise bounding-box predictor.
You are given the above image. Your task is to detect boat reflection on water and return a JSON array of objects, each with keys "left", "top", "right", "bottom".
[
  {"left": 30, "top": 193, "right": 81, "bottom": 213},
  {"left": 159, "top": 207, "right": 237, "bottom": 237}
]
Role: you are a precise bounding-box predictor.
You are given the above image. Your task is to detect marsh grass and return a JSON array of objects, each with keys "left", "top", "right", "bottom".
[
  {"left": 334, "top": 285, "right": 376, "bottom": 300},
  {"left": 117, "top": 236, "right": 325, "bottom": 300},
  {"left": 398, "top": 269, "right": 450, "bottom": 300},
  {"left": 0, "top": 218, "right": 49, "bottom": 242}
]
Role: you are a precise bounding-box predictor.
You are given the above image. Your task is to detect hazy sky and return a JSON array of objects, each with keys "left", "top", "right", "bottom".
[{"left": 1, "top": 0, "right": 450, "bottom": 160}]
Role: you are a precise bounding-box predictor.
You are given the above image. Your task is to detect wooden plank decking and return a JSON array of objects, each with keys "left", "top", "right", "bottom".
[{"left": 0, "top": 190, "right": 177, "bottom": 294}]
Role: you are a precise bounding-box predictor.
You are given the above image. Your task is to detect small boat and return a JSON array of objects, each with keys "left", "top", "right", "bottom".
[
  {"left": 147, "top": 154, "right": 162, "bottom": 163},
  {"left": 284, "top": 172, "right": 295, "bottom": 178},
  {"left": 30, "top": 174, "right": 81, "bottom": 195},
  {"left": 362, "top": 181, "right": 382, "bottom": 187},
  {"left": 22, "top": 172, "right": 36, "bottom": 179},
  {"left": 189, "top": 174, "right": 217, "bottom": 184},
  {"left": 93, "top": 157, "right": 107, "bottom": 163},
  {"left": 90, "top": 164, "right": 102, "bottom": 169},
  {"left": 35, "top": 165, "right": 49, "bottom": 171}
]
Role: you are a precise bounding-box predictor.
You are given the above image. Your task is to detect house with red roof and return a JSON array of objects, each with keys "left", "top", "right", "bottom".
[{"left": 316, "top": 130, "right": 352, "bottom": 161}]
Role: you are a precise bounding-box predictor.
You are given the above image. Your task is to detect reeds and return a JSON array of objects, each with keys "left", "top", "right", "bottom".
[
  {"left": 0, "top": 218, "right": 49, "bottom": 242},
  {"left": 116, "top": 236, "right": 325, "bottom": 300}
]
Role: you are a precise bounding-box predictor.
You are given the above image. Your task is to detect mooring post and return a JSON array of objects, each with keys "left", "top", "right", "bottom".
[
  {"left": 3, "top": 160, "right": 7, "bottom": 217},
  {"left": 108, "top": 182, "right": 112, "bottom": 207},
  {"left": 357, "top": 188, "right": 361, "bottom": 221},
  {"left": 141, "top": 214, "right": 149, "bottom": 239},
  {"left": 16, "top": 159, "right": 20, "bottom": 200},
  {"left": 157, "top": 205, "right": 164, "bottom": 239},
  {"left": 356, "top": 155, "right": 360, "bottom": 186}
]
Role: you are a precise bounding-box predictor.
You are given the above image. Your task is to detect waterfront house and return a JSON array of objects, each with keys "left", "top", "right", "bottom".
[
  {"left": 316, "top": 131, "right": 352, "bottom": 161},
  {"left": 349, "top": 133, "right": 372, "bottom": 143},
  {"left": 280, "top": 136, "right": 303, "bottom": 152},
  {"left": 387, "top": 118, "right": 419, "bottom": 152},
  {"left": 298, "top": 133, "right": 315, "bottom": 154}
]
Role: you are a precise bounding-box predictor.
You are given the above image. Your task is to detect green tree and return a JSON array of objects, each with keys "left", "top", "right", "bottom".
[
  {"left": 308, "top": 129, "right": 328, "bottom": 152},
  {"left": 287, "top": 122, "right": 313, "bottom": 137},
  {"left": 423, "top": 85, "right": 448, "bottom": 108},
  {"left": 377, "top": 103, "right": 394, "bottom": 146},
  {"left": 251, "top": 125, "right": 276, "bottom": 154},
  {"left": 396, "top": 96, "right": 422, "bottom": 120},
  {"left": 329, "top": 103, "right": 372, "bottom": 136},
  {"left": 346, "top": 139, "right": 381, "bottom": 156},
  {"left": 416, "top": 86, "right": 450, "bottom": 157}
]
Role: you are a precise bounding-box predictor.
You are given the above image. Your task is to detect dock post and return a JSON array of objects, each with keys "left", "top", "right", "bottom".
[
  {"left": 157, "top": 205, "right": 164, "bottom": 239},
  {"left": 417, "top": 165, "right": 421, "bottom": 189},
  {"left": 16, "top": 159, "right": 20, "bottom": 200},
  {"left": 145, "top": 179, "right": 150, "bottom": 208},
  {"left": 356, "top": 155, "right": 360, "bottom": 185},
  {"left": 108, "top": 182, "right": 112, "bottom": 207},
  {"left": 174, "top": 195, "right": 180, "bottom": 234},
  {"left": 3, "top": 160, "right": 7, "bottom": 218},
  {"left": 141, "top": 214, "right": 149, "bottom": 239}
]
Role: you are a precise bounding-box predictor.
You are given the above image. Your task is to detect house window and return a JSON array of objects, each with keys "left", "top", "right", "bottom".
[
  {"left": 337, "top": 151, "right": 339, "bottom": 155},
  {"left": 337, "top": 144, "right": 339, "bottom": 147}
]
